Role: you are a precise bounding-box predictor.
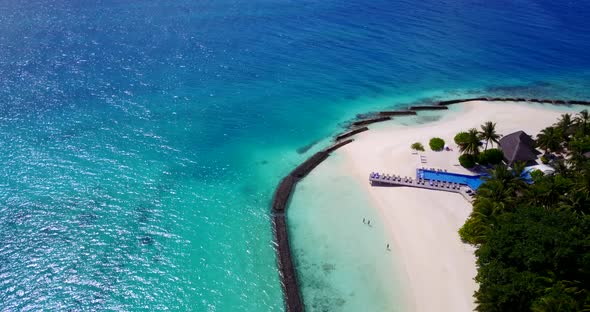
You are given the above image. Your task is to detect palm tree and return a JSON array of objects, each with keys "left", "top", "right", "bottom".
[
  {"left": 567, "top": 137, "right": 589, "bottom": 169},
  {"left": 478, "top": 121, "right": 501, "bottom": 151},
  {"left": 486, "top": 164, "right": 514, "bottom": 184},
  {"left": 479, "top": 164, "right": 528, "bottom": 200},
  {"left": 554, "top": 113, "right": 574, "bottom": 143},
  {"left": 573, "top": 162, "right": 590, "bottom": 199},
  {"left": 476, "top": 178, "right": 515, "bottom": 205},
  {"left": 459, "top": 128, "right": 482, "bottom": 156},
  {"left": 574, "top": 109, "right": 590, "bottom": 135},
  {"left": 536, "top": 127, "right": 561, "bottom": 153}
]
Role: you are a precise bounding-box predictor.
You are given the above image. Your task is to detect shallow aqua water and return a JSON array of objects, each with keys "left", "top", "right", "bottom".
[
  {"left": 0, "top": 0, "right": 589, "bottom": 310},
  {"left": 288, "top": 154, "right": 407, "bottom": 311}
]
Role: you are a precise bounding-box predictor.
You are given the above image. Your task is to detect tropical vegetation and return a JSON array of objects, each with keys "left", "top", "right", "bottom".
[
  {"left": 455, "top": 122, "right": 502, "bottom": 168},
  {"left": 536, "top": 126, "right": 561, "bottom": 153},
  {"left": 411, "top": 142, "right": 425, "bottom": 151},
  {"left": 454, "top": 131, "right": 469, "bottom": 146},
  {"left": 458, "top": 154, "right": 476, "bottom": 168},
  {"left": 429, "top": 137, "right": 445, "bottom": 151},
  {"left": 477, "top": 148, "right": 504, "bottom": 166},
  {"left": 459, "top": 110, "right": 590, "bottom": 311},
  {"left": 458, "top": 128, "right": 482, "bottom": 156},
  {"left": 478, "top": 121, "right": 501, "bottom": 151}
]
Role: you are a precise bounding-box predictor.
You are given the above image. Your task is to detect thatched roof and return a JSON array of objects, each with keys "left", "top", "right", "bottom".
[{"left": 499, "top": 131, "right": 540, "bottom": 164}]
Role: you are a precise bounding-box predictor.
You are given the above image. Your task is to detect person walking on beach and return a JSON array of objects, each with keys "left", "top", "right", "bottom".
[
  {"left": 387, "top": 244, "right": 390, "bottom": 251},
  {"left": 363, "top": 217, "right": 366, "bottom": 224}
]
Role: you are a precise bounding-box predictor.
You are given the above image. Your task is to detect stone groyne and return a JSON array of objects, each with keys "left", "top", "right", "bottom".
[
  {"left": 271, "top": 142, "right": 353, "bottom": 312},
  {"left": 352, "top": 116, "right": 391, "bottom": 127},
  {"left": 335, "top": 126, "right": 369, "bottom": 141},
  {"left": 437, "top": 97, "right": 590, "bottom": 106},
  {"left": 378, "top": 110, "right": 417, "bottom": 116},
  {"left": 409, "top": 105, "right": 449, "bottom": 110},
  {"left": 270, "top": 96, "right": 589, "bottom": 312}
]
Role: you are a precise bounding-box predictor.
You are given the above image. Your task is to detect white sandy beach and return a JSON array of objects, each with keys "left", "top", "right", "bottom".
[{"left": 336, "top": 101, "right": 582, "bottom": 311}]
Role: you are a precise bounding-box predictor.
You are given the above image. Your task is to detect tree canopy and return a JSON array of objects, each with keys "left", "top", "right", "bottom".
[{"left": 459, "top": 110, "right": 590, "bottom": 311}]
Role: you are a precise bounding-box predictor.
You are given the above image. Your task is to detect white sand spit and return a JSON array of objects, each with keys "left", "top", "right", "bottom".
[{"left": 335, "top": 101, "right": 582, "bottom": 311}]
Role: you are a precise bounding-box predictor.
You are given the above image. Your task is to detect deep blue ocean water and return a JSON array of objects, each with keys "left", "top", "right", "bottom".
[{"left": 1, "top": 0, "right": 589, "bottom": 310}]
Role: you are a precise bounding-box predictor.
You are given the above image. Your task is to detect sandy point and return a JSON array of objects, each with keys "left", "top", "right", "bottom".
[{"left": 335, "top": 100, "right": 584, "bottom": 311}]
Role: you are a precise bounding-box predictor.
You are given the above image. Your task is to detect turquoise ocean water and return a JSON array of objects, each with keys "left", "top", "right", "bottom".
[{"left": 1, "top": 0, "right": 590, "bottom": 310}]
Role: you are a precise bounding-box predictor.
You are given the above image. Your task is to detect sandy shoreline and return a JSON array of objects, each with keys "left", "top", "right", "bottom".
[{"left": 334, "top": 101, "right": 583, "bottom": 311}]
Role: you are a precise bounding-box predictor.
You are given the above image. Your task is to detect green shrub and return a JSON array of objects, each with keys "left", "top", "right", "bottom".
[
  {"left": 478, "top": 148, "right": 504, "bottom": 166},
  {"left": 411, "top": 142, "right": 425, "bottom": 151},
  {"left": 454, "top": 132, "right": 469, "bottom": 146},
  {"left": 478, "top": 154, "right": 489, "bottom": 166},
  {"left": 429, "top": 137, "right": 445, "bottom": 151},
  {"left": 540, "top": 155, "right": 549, "bottom": 164},
  {"left": 459, "top": 154, "right": 476, "bottom": 168}
]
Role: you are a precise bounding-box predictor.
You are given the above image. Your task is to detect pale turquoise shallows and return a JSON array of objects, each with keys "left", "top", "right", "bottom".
[
  {"left": 288, "top": 153, "right": 407, "bottom": 311},
  {"left": 1, "top": 0, "right": 590, "bottom": 310}
]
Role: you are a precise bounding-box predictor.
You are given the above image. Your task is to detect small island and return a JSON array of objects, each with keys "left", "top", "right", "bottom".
[{"left": 285, "top": 100, "right": 590, "bottom": 311}]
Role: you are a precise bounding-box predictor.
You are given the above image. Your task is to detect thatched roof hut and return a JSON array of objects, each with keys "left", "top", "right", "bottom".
[{"left": 499, "top": 131, "right": 540, "bottom": 165}]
